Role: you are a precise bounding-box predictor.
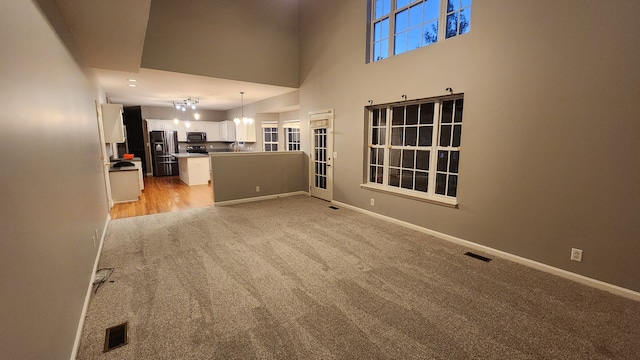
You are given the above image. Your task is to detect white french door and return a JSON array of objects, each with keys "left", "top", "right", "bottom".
[{"left": 309, "top": 110, "right": 333, "bottom": 201}]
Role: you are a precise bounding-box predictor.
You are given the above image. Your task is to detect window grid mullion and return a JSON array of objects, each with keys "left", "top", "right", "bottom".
[
  {"left": 438, "top": 0, "right": 447, "bottom": 41},
  {"left": 382, "top": 107, "right": 391, "bottom": 186},
  {"left": 427, "top": 101, "right": 440, "bottom": 195}
]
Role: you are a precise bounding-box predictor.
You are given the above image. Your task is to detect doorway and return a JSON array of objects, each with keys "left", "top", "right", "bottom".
[{"left": 309, "top": 109, "right": 333, "bottom": 202}]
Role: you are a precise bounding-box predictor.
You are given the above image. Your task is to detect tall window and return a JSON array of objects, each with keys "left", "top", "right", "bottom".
[
  {"left": 367, "top": 96, "right": 464, "bottom": 203},
  {"left": 371, "top": 0, "right": 472, "bottom": 62},
  {"left": 263, "top": 126, "right": 278, "bottom": 152},
  {"left": 286, "top": 127, "right": 301, "bottom": 151}
]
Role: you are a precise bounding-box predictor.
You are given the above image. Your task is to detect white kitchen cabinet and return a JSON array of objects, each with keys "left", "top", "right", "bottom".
[
  {"left": 147, "top": 119, "right": 169, "bottom": 132},
  {"left": 189, "top": 121, "right": 205, "bottom": 132},
  {"left": 235, "top": 121, "right": 256, "bottom": 142},
  {"left": 176, "top": 121, "right": 188, "bottom": 141},
  {"left": 109, "top": 168, "right": 141, "bottom": 203},
  {"left": 220, "top": 121, "right": 236, "bottom": 142},
  {"left": 102, "top": 104, "right": 125, "bottom": 143},
  {"left": 130, "top": 159, "right": 144, "bottom": 190},
  {"left": 147, "top": 119, "right": 179, "bottom": 132},
  {"left": 150, "top": 119, "right": 208, "bottom": 142},
  {"left": 205, "top": 122, "right": 221, "bottom": 141},
  {"left": 164, "top": 120, "right": 178, "bottom": 131}
]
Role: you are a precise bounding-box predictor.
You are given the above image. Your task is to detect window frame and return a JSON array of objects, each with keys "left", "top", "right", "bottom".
[
  {"left": 362, "top": 95, "right": 464, "bottom": 207},
  {"left": 285, "top": 127, "right": 301, "bottom": 151},
  {"left": 369, "top": 0, "right": 471, "bottom": 62},
  {"left": 262, "top": 126, "right": 279, "bottom": 152}
]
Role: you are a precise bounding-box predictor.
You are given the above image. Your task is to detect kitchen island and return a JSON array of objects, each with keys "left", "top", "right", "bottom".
[{"left": 172, "top": 153, "right": 210, "bottom": 186}]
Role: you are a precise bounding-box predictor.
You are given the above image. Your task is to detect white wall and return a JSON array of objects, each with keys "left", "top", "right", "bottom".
[
  {"left": 298, "top": 0, "right": 640, "bottom": 292},
  {"left": 0, "top": 0, "right": 108, "bottom": 358}
]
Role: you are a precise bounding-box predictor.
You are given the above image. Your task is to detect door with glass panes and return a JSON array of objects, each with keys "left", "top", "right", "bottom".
[{"left": 309, "top": 110, "right": 333, "bottom": 201}]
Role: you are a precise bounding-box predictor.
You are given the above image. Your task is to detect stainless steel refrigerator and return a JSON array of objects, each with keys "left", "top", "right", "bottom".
[{"left": 150, "top": 130, "right": 179, "bottom": 176}]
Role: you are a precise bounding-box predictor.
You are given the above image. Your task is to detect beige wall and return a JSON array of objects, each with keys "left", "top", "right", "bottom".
[
  {"left": 226, "top": 90, "right": 300, "bottom": 120},
  {"left": 211, "top": 152, "right": 308, "bottom": 203},
  {"left": 298, "top": 0, "right": 640, "bottom": 292},
  {"left": 227, "top": 91, "right": 300, "bottom": 150},
  {"left": 0, "top": 0, "right": 109, "bottom": 359},
  {"left": 141, "top": 0, "right": 299, "bottom": 87},
  {"left": 141, "top": 106, "right": 227, "bottom": 122}
]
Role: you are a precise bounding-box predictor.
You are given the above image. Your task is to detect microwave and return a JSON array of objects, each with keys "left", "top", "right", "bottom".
[{"left": 186, "top": 132, "right": 206, "bottom": 143}]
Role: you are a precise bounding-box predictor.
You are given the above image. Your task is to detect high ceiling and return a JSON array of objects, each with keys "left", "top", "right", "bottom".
[{"left": 54, "top": 0, "right": 298, "bottom": 111}]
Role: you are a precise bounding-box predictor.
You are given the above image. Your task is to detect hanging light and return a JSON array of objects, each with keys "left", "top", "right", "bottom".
[
  {"left": 173, "top": 97, "right": 200, "bottom": 120},
  {"left": 233, "top": 91, "right": 254, "bottom": 125}
]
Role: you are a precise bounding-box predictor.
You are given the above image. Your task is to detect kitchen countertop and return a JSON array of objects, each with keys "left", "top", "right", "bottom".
[
  {"left": 109, "top": 157, "right": 142, "bottom": 172},
  {"left": 111, "top": 157, "right": 141, "bottom": 161},
  {"left": 171, "top": 152, "right": 209, "bottom": 158},
  {"left": 109, "top": 165, "right": 139, "bottom": 172}
]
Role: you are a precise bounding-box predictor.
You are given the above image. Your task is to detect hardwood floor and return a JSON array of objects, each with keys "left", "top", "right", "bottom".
[{"left": 110, "top": 176, "right": 213, "bottom": 219}]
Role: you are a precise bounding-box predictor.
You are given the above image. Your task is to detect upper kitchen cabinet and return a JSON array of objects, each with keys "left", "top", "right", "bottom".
[
  {"left": 177, "top": 121, "right": 205, "bottom": 141},
  {"left": 187, "top": 121, "right": 206, "bottom": 133},
  {"left": 205, "top": 122, "right": 221, "bottom": 141},
  {"left": 102, "top": 104, "right": 125, "bottom": 143},
  {"left": 220, "top": 121, "right": 236, "bottom": 142},
  {"left": 235, "top": 121, "right": 256, "bottom": 142},
  {"left": 147, "top": 119, "right": 177, "bottom": 132}
]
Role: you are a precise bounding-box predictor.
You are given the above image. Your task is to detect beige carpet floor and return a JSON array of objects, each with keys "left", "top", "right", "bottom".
[{"left": 77, "top": 195, "right": 640, "bottom": 359}]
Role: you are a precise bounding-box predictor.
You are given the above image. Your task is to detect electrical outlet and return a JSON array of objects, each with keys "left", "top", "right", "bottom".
[
  {"left": 370, "top": 198, "right": 375, "bottom": 206},
  {"left": 256, "top": 186, "right": 260, "bottom": 192},
  {"left": 570, "top": 248, "right": 583, "bottom": 262}
]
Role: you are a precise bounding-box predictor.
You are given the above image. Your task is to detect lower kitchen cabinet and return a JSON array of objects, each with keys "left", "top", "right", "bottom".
[
  {"left": 109, "top": 168, "right": 141, "bottom": 203},
  {"left": 130, "top": 159, "right": 144, "bottom": 190}
]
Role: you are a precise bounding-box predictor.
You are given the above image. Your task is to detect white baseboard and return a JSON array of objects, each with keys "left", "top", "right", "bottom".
[
  {"left": 332, "top": 200, "right": 640, "bottom": 302},
  {"left": 70, "top": 215, "right": 110, "bottom": 360},
  {"left": 214, "top": 191, "right": 309, "bottom": 206}
]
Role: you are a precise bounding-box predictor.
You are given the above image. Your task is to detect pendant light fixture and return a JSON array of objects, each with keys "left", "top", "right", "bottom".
[
  {"left": 233, "top": 92, "right": 254, "bottom": 125},
  {"left": 173, "top": 97, "right": 200, "bottom": 120}
]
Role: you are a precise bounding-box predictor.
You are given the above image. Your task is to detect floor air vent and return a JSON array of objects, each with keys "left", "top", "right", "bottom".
[
  {"left": 329, "top": 206, "right": 339, "bottom": 210},
  {"left": 104, "top": 322, "right": 128, "bottom": 352},
  {"left": 464, "top": 252, "right": 492, "bottom": 262}
]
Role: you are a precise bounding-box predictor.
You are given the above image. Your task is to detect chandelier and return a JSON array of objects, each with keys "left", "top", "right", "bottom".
[
  {"left": 233, "top": 92, "right": 253, "bottom": 125},
  {"left": 173, "top": 97, "right": 200, "bottom": 120}
]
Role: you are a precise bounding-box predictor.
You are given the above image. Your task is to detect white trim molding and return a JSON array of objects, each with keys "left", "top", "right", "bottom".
[
  {"left": 214, "top": 191, "right": 309, "bottom": 206},
  {"left": 70, "top": 215, "right": 111, "bottom": 360},
  {"left": 332, "top": 200, "right": 640, "bottom": 302}
]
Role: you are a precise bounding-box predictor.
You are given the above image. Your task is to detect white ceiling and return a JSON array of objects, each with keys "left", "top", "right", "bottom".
[
  {"left": 95, "top": 68, "right": 298, "bottom": 111},
  {"left": 55, "top": 0, "right": 298, "bottom": 111}
]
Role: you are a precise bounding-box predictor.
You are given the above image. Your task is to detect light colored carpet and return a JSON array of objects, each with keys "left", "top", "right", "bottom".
[{"left": 77, "top": 195, "right": 640, "bottom": 359}]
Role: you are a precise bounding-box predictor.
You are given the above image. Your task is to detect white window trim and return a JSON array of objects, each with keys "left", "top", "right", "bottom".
[
  {"left": 285, "top": 126, "right": 301, "bottom": 151},
  {"left": 262, "top": 124, "right": 279, "bottom": 152},
  {"left": 369, "top": 0, "right": 471, "bottom": 62},
  {"left": 363, "top": 95, "right": 463, "bottom": 207},
  {"left": 283, "top": 120, "right": 300, "bottom": 129},
  {"left": 361, "top": 182, "right": 458, "bottom": 207}
]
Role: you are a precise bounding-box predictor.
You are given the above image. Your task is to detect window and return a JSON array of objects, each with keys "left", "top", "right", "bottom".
[
  {"left": 370, "top": 0, "right": 472, "bottom": 61},
  {"left": 263, "top": 126, "right": 278, "bottom": 152},
  {"left": 286, "top": 127, "right": 301, "bottom": 151},
  {"left": 366, "top": 96, "right": 464, "bottom": 204}
]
